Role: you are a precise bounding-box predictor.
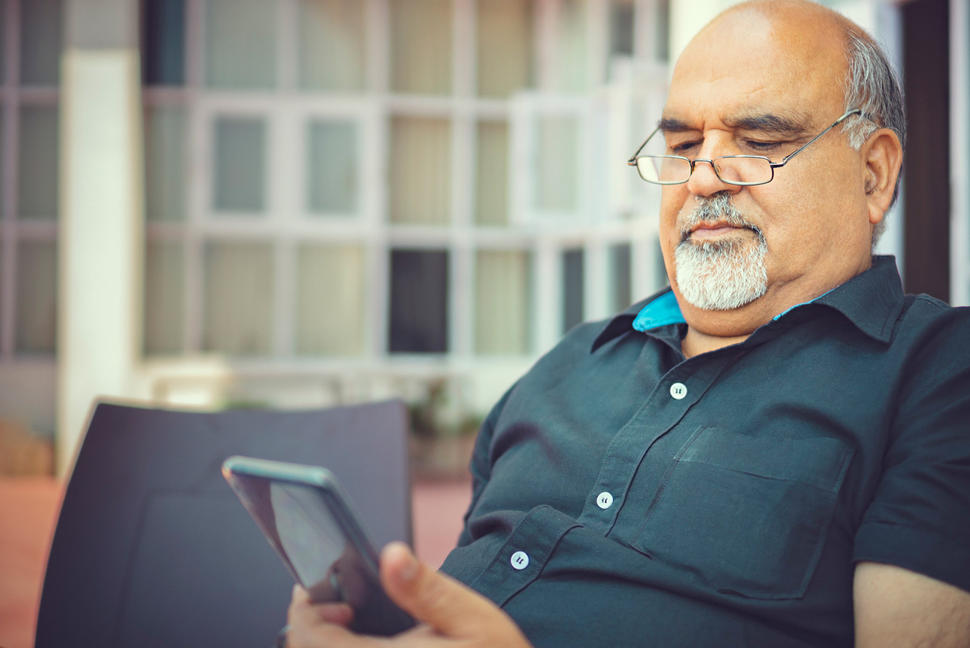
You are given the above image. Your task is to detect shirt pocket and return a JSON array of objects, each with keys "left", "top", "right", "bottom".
[{"left": 631, "top": 426, "right": 854, "bottom": 600}]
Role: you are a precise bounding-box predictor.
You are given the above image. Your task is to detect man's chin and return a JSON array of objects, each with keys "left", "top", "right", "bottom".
[
  {"left": 673, "top": 243, "right": 768, "bottom": 311},
  {"left": 679, "top": 287, "right": 763, "bottom": 312}
]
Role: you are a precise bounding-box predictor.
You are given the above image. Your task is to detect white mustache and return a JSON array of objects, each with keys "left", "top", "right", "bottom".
[{"left": 679, "top": 194, "right": 762, "bottom": 242}]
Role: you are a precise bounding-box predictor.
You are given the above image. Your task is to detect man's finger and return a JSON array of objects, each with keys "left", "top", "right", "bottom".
[
  {"left": 286, "top": 590, "right": 371, "bottom": 648},
  {"left": 289, "top": 585, "right": 355, "bottom": 626},
  {"left": 378, "top": 542, "right": 527, "bottom": 641}
]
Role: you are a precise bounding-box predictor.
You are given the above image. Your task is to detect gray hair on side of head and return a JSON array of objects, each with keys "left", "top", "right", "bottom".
[{"left": 840, "top": 29, "right": 906, "bottom": 244}]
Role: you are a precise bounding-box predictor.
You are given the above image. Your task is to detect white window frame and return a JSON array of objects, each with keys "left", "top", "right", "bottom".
[
  {"left": 0, "top": 0, "right": 61, "bottom": 362},
  {"left": 136, "top": 0, "right": 674, "bottom": 415}
]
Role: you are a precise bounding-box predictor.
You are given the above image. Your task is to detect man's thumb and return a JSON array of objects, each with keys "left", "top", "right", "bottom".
[{"left": 378, "top": 542, "right": 503, "bottom": 638}]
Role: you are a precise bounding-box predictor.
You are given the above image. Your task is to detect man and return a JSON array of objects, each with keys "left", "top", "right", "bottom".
[{"left": 286, "top": 1, "right": 970, "bottom": 646}]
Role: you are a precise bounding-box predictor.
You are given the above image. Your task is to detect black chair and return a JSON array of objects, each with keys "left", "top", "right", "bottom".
[{"left": 35, "top": 399, "right": 411, "bottom": 648}]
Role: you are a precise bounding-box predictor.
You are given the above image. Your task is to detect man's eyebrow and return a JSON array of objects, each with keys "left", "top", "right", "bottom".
[
  {"left": 657, "top": 113, "right": 813, "bottom": 137},
  {"left": 657, "top": 117, "right": 693, "bottom": 133},
  {"left": 723, "top": 113, "right": 812, "bottom": 136}
]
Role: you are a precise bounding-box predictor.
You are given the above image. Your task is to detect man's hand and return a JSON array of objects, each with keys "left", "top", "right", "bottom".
[{"left": 285, "top": 542, "right": 533, "bottom": 648}]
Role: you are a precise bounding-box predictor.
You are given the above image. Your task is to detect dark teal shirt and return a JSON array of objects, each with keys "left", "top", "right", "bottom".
[{"left": 441, "top": 256, "right": 970, "bottom": 647}]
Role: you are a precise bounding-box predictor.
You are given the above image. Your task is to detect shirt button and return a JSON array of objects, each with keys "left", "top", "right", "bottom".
[
  {"left": 669, "top": 382, "right": 688, "bottom": 400},
  {"left": 596, "top": 491, "right": 614, "bottom": 509},
  {"left": 510, "top": 551, "right": 530, "bottom": 571}
]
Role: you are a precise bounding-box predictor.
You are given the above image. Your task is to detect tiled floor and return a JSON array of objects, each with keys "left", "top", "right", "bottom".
[{"left": 0, "top": 476, "right": 471, "bottom": 648}]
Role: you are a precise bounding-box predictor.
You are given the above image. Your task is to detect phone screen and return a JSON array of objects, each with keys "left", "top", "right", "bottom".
[
  {"left": 223, "top": 459, "right": 415, "bottom": 636},
  {"left": 269, "top": 481, "right": 354, "bottom": 599}
]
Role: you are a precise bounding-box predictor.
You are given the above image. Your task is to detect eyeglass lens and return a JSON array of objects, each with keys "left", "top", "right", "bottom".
[{"left": 636, "top": 156, "right": 773, "bottom": 185}]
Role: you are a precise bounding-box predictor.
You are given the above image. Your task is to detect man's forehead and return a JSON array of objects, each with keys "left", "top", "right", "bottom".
[{"left": 663, "top": 10, "right": 848, "bottom": 131}]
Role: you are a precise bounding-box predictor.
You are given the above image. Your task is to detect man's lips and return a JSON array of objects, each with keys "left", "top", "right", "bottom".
[{"left": 687, "top": 222, "right": 750, "bottom": 240}]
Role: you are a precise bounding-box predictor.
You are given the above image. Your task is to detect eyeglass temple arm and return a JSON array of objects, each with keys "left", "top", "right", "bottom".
[
  {"left": 627, "top": 125, "right": 662, "bottom": 165},
  {"left": 770, "top": 108, "right": 864, "bottom": 170}
]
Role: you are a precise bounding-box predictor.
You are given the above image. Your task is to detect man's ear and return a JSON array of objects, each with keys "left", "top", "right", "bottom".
[{"left": 860, "top": 128, "right": 903, "bottom": 227}]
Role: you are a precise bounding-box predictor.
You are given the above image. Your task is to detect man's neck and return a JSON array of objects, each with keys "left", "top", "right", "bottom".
[
  {"left": 675, "top": 257, "right": 878, "bottom": 358},
  {"left": 681, "top": 326, "right": 750, "bottom": 358}
]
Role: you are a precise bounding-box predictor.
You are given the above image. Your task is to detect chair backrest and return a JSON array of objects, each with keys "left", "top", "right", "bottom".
[{"left": 35, "top": 399, "right": 411, "bottom": 648}]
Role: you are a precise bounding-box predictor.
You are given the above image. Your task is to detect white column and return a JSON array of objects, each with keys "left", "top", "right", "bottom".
[{"left": 57, "top": 0, "right": 143, "bottom": 475}]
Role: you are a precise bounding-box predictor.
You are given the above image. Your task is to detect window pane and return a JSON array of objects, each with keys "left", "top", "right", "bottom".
[
  {"left": 144, "top": 240, "right": 184, "bottom": 354},
  {"left": 535, "top": 115, "right": 578, "bottom": 212},
  {"left": 475, "top": 250, "right": 530, "bottom": 354},
  {"left": 205, "top": 0, "right": 276, "bottom": 89},
  {"left": 306, "top": 120, "right": 357, "bottom": 214},
  {"left": 562, "top": 247, "right": 584, "bottom": 332},
  {"left": 202, "top": 242, "right": 273, "bottom": 355},
  {"left": 477, "top": 0, "right": 534, "bottom": 97},
  {"left": 18, "top": 105, "right": 59, "bottom": 219},
  {"left": 145, "top": 106, "right": 186, "bottom": 221},
  {"left": 143, "top": 0, "right": 186, "bottom": 85},
  {"left": 475, "top": 121, "right": 509, "bottom": 225},
  {"left": 389, "top": 0, "right": 452, "bottom": 95},
  {"left": 610, "top": 0, "right": 634, "bottom": 58},
  {"left": 554, "top": 0, "right": 589, "bottom": 92},
  {"left": 609, "top": 242, "right": 632, "bottom": 312},
  {"left": 653, "top": 0, "right": 670, "bottom": 63},
  {"left": 16, "top": 240, "right": 57, "bottom": 354},
  {"left": 20, "top": 0, "right": 62, "bottom": 85},
  {"left": 389, "top": 249, "right": 448, "bottom": 353},
  {"left": 389, "top": 117, "right": 451, "bottom": 224},
  {"left": 295, "top": 244, "right": 364, "bottom": 355},
  {"left": 213, "top": 117, "right": 266, "bottom": 214},
  {"left": 298, "top": 0, "right": 365, "bottom": 91}
]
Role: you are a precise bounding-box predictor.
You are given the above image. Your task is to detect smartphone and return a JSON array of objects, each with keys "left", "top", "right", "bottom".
[{"left": 221, "top": 455, "right": 416, "bottom": 636}]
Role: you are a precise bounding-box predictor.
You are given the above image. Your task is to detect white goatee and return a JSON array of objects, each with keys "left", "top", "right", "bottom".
[{"left": 673, "top": 194, "right": 768, "bottom": 311}]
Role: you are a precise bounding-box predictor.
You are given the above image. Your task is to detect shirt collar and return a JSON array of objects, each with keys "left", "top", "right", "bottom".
[
  {"left": 590, "top": 255, "right": 905, "bottom": 352},
  {"left": 809, "top": 255, "right": 904, "bottom": 343},
  {"left": 590, "top": 288, "right": 681, "bottom": 352}
]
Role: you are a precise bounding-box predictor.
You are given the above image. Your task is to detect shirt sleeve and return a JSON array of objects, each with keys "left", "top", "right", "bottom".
[
  {"left": 455, "top": 382, "right": 517, "bottom": 548},
  {"left": 853, "top": 307, "right": 970, "bottom": 593}
]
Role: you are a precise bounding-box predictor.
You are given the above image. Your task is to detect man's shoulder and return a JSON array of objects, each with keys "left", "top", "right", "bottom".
[
  {"left": 884, "top": 294, "right": 970, "bottom": 377},
  {"left": 897, "top": 292, "right": 970, "bottom": 334},
  {"left": 903, "top": 292, "right": 963, "bottom": 313}
]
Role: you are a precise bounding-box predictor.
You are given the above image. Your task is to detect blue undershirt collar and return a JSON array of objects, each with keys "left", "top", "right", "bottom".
[{"left": 632, "top": 291, "right": 685, "bottom": 332}]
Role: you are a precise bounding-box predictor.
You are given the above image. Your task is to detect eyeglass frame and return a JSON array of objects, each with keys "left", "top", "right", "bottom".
[{"left": 626, "top": 108, "right": 867, "bottom": 186}]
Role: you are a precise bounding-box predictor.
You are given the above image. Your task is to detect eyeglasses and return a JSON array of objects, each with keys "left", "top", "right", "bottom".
[{"left": 627, "top": 108, "right": 865, "bottom": 186}]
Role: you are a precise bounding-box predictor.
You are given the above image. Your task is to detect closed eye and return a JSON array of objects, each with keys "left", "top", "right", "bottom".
[
  {"left": 669, "top": 140, "right": 701, "bottom": 155},
  {"left": 742, "top": 139, "right": 784, "bottom": 153}
]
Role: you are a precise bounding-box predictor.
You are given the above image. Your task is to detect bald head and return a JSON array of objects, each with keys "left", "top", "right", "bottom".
[
  {"left": 677, "top": 1, "right": 849, "bottom": 105},
  {"left": 715, "top": 0, "right": 859, "bottom": 36}
]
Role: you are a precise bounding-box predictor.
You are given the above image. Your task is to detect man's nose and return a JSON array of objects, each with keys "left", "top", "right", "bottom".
[{"left": 686, "top": 159, "right": 741, "bottom": 198}]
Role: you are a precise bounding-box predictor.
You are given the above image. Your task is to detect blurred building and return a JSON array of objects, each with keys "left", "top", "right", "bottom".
[{"left": 0, "top": 0, "right": 965, "bottom": 474}]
